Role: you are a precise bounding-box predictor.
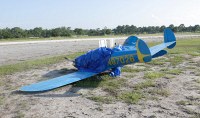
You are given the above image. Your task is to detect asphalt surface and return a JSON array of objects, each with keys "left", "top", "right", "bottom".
[{"left": 0, "top": 35, "right": 199, "bottom": 66}]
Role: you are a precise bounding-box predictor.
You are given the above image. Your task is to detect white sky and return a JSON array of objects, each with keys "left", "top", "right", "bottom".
[{"left": 0, "top": 0, "right": 200, "bottom": 29}]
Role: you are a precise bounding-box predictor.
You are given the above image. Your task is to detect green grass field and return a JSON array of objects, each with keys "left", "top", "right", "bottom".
[
  {"left": 0, "top": 38, "right": 199, "bottom": 77},
  {"left": 0, "top": 38, "right": 199, "bottom": 112},
  {"left": 75, "top": 38, "right": 200, "bottom": 104},
  {"left": 0, "top": 52, "right": 84, "bottom": 76}
]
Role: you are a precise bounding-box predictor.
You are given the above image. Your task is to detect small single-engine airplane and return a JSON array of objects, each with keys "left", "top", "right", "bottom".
[{"left": 20, "top": 28, "right": 176, "bottom": 92}]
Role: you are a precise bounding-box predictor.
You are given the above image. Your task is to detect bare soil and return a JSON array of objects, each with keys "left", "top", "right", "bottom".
[{"left": 0, "top": 55, "right": 199, "bottom": 118}]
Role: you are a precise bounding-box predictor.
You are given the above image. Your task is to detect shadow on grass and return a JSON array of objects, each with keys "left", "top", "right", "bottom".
[
  {"left": 12, "top": 87, "right": 81, "bottom": 97},
  {"left": 14, "top": 70, "right": 110, "bottom": 97},
  {"left": 42, "top": 68, "right": 77, "bottom": 79}
]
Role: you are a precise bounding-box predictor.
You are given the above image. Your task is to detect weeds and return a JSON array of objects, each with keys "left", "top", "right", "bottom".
[
  {"left": 134, "top": 80, "right": 155, "bottom": 90},
  {"left": 194, "top": 79, "right": 200, "bottom": 83},
  {"left": 121, "top": 66, "right": 142, "bottom": 73},
  {"left": 0, "top": 96, "right": 5, "bottom": 105},
  {"left": 166, "top": 55, "right": 184, "bottom": 66},
  {"left": 87, "top": 96, "right": 113, "bottom": 104},
  {"left": 166, "top": 69, "right": 182, "bottom": 75},
  {"left": 144, "top": 72, "right": 165, "bottom": 79},
  {"left": 148, "top": 58, "right": 166, "bottom": 65},
  {"left": 0, "top": 52, "right": 84, "bottom": 76},
  {"left": 119, "top": 91, "right": 143, "bottom": 104},
  {"left": 148, "top": 88, "right": 170, "bottom": 97}
]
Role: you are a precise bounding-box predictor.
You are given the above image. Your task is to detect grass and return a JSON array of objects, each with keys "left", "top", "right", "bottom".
[
  {"left": 121, "top": 66, "right": 143, "bottom": 73},
  {"left": 101, "top": 77, "right": 126, "bottom": 94},
  {"left": 186, "top": 66, "right": 196, "bottom": 69},
  {"left": 74, "top": 76, "right": 103, "bottom": 88},
  {"left": 166, "top": 55, "right": 184, "bottom": 66},
  {"left": 181, "top": 107, "right": 200, "bottom": 116},
  {"left": 192, "top": 114, "right": 200, "bottom": 118},
  {"left": 0, "top": 96, "right": 5, "bottom": 105},
  {"left": 148, "top": 58, "right": 166, "bottom": 65},
  {"left": 77, "top": 74, "right": 146, "bottom": 104},
  {"left": 123, "top": 74, "right": 135, "bottom": 78},
  {"left": 144, "top": 71, "right": 165, "bottom": 79},
  {"left": 176, "top": 100, "right": 193, "bottom": 106},
  {"left": 160, "top": 68, "right": 182, "bottom": 75},
  {"left": 186, "top": 96, "right": 200, "bottom": 101},
  {"left": 148, "top": 89, "right": 170, "bottom": 97},
  {"left": 1, "top": 38, "right": 199, "bottom": 77},
  {"left": 166, "top": 69, "right": 182, "bottom": 75},
  {"left": 176, "top": 100, "right": 187, "bottom": 106},
  {"left": 87, "top": 96, "right": 113, "bottom": 104},
  {"left": 188, "top": 52, "right": 200, "bottom": 56},
  {"left": 167, "top": 38, "right": 200, "bottom": 58},
  {"left": 75, "top": 75, "right": 126, "bottom": 95},
  {"left": 170, "top": 38, "right": 200, "bottom": 50},
  {"left": 1, "top": 38, "right": 199, "bottom": 106},
  {"left": 163, "top": 75, "right": 175, "bottom": 79},
  {"left": 0, "top": 79, "right": 5, "bottom": 86},
  {"left": 15, "top": 111, "right": 25, "bottom": 118},
  {"left": 119, "top": 91, "right": 143, "bottom": 104},
  {"left": 147, "top": 38, "right": 200, "bottom": 67},
  {"left": 194, "top": 79, "right": 200, "bottom": 84},
  {"left": 0, "top": 52, "right": 84, "bottom": 76},
  {"left": 134, "top": 80, "right": 156, "bottom": 90},
  {"left": 196, "top": 62, "right": 200, "bottom": 67}
]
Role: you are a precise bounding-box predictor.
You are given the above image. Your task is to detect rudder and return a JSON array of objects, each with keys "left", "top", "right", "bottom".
[{"left": 164, "top": 28, "right": 176, "bottom": 49}]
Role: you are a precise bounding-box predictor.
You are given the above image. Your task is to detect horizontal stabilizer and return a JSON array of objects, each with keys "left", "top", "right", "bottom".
[
  {"left": 150, "top": 28, "right": 176, "bottom": 57},
  {"left": 150, "top": 41, "right": 175, "bottom": 56},
  {"left": 152, "top": 50, "right": 167, "bottom": 58}
]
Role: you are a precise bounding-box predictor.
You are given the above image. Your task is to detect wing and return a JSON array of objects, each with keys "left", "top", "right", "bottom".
[{"left": 20, "top": 71, "right": 97, "bottom": 92}]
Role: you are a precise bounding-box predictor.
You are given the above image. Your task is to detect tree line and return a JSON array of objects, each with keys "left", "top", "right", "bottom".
[{"left": 0, "top": 24, "right": 200, "bottom": 39}]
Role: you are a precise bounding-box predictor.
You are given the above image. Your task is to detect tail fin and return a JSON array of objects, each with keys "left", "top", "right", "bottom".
[
  {"left": 164, "top": 28, "right": 176, "bottom": 49},
  {"left": 149, "top": 28, "right": 176, "bottom": 58}
]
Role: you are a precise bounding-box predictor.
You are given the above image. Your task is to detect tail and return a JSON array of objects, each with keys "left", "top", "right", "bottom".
[
  {"left": 150, "top": 28, "right": 176, "bottom": 58},
  {"left": 164, "top": 28, "right": 176, "bottom": 48}
]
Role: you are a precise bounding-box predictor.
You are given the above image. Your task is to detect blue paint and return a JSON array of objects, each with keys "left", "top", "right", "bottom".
[
  {"left": 20, "top": 71, "right": 97, "bottom": 92},
  {"left": 150, "top": 28, "right": 176, "bottom": 56},
  {"left": 164, "top": 28, "right": 176, "bottom": 49},
  {"left": 152, "top": 50, "right": 167, "bottom": 58},
  {"left": 150, "top": 41, "right": 175, "bottom": 56},
  {"left": 20, "top": 28, "right": 177, "bottom": 92}
]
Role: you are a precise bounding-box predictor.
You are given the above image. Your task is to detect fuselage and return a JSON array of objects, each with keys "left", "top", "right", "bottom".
[{"left": 107, "top": 37, "right": 152, "bottom": 69}]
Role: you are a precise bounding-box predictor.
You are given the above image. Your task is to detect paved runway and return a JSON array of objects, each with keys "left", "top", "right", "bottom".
[{"left": 0, "top": 35, "right": 199, "bottom": 66}]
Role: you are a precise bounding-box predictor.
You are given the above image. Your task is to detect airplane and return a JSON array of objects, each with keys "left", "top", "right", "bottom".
[{"left": 20, "top": 28, "right": 176, "bottom": 92}]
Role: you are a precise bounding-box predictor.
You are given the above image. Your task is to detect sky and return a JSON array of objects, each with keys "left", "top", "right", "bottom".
[{"left": 0, "top": 0, "right": 200, "bottom": 29}]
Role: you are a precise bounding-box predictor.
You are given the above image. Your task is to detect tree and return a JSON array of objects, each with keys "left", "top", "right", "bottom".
[
  {"left": 1, "top": 28, "right": 12, "bottom": 39},
  {"left": 11, "top": 27, "right": 25, "bottom": 38},
  {"left": 105, "top": 29, "right": 112, "bottom": 35},
  {"left": 32, "top": 27, "right": 43, "bottom": 37},
  {"left": 178, "top": 24, "right": 185, "bottom": 32},
  {"left": 169, "top": 24, "right": 175, "bottom": 31},
  {"left": 159, "top": 25, "right": 166, "bottom": 32},
  {"left": 193, "top": 25, "right": 200, "bottom": 32},
  {"left": 74, "top": 28, "right": 84, "bottom": 35}
]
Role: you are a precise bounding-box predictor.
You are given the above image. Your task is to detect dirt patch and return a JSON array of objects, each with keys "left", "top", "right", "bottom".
[{"left": 0, "top": 53, "right": 200, "bottom": 118}]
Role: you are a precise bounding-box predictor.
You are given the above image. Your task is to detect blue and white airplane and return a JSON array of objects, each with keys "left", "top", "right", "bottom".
[{"left": 20, "top": 28, "right": 176, "bottom": 92}]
